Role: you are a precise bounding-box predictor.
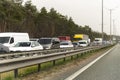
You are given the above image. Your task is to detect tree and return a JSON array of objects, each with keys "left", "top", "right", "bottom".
[
  {"left": 21, "top": 0, "right": 38, "bottom": 37},
  {"left": 0, "top": 1, "right": 110, "bottom": 39}
]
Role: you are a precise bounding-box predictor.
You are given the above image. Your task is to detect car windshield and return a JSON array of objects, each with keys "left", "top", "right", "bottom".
[
  {"left": 95, "top": 40, "right": 100, "bottom": 41},
  {"left": 15, "top": 42, "right": 31, "bottom": 47},
  {"left": 73, "top": 43, "right": 77, "bottom": 45},
  {"left": 0, "top": 37, "right": 10, "bottom": 43},
  {"left": 60, "top": 42, "right": 69, "bottom": 45},
  {"left": 38, "top": 39, "right": 52, "bottom": 44},
  {"left": 79, "top": 42, "right": 86, "bottom": 44}
]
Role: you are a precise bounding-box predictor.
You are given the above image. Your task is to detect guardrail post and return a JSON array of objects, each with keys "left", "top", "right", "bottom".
[
  {"left": 63, "top": 58, "right": 66, "bottom": 62},
  {"left": 71, "top": 56, "right": 73, "bottom": 60},
  {"left": 77, "top": 54, "right": 79, "bottom": 58},
  {"left": 0, "top": 73, "right": 1, "bottom": 80},
  {"left": 81, "top": 53, "right": 83, "bottom": 56},
  {"left": 53, "top": 60, "right": 56, "bottom": 66},
  {"left": 14, "top": 69, "right": 18, "bottom": 78},
  {"left": 38, "top": 64, "right": 41, "bottom": 72}
]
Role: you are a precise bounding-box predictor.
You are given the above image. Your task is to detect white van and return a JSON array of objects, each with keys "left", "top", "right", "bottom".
[{"left": 0, "top": 32, "right": 29, "bottom": 52}]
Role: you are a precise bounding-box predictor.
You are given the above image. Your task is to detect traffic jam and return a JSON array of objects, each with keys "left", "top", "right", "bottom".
[{"left": 0, "top": 32, "right": 106, "bottom": 53}]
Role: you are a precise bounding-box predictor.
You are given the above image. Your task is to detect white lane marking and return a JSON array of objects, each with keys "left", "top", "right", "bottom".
[{"left": 65, "top": 46, "right": 116, "bottom": 80}]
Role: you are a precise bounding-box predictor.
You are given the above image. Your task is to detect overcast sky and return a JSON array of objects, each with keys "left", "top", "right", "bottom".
[{"left": 24, "top": 0, "right": 120, "bottom": 35}]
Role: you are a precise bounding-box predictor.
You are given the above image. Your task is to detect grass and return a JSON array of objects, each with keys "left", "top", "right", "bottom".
[
  {"left": 41, "top": 61, "right": 53, "bottom": 70},
  {"left": 55, "top": 58, "right": 65, "bottom": 65},
  {"left": 3, "top": 76, "right": 13, "bottom": 80},
  {"left": 18, "top": 65, "right": 38, "bottom": 77},
  {"left": 0, "top": 71, "right": 14, "bottom": 80}
]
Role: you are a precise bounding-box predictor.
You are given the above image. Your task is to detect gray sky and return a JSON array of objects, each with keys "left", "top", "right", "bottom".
[{"left": 24, "top": 0, "right": 120, "bottom": 35}]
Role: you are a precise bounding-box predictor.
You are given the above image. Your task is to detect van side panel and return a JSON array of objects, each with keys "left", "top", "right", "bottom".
[{"left": 13, "top": 34, "right": 29, "bottom": 44}]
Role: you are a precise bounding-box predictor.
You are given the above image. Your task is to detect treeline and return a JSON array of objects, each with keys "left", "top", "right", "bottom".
[{"left": 0, "top": 0, "right": 110, "bottom": 41}]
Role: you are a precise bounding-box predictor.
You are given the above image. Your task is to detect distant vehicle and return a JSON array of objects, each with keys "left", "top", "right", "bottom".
[
  {"left": 73, "top": 34, "right": 89, "bottom": 41},
  {"left": 60, "top": 41, "right": 73, "bottom": 48},
  {"left": 30, "top": 38, "right": 39, "bottom": 41},
  {"left": 93, "top": 38, "right": 103, "bottom": 46},
  {"left": 72, "top": 42, "right": 80, "bottom": 47},
  {"left": 0, "top": 32, "right": 29, "bottom": 52},
  {"left": 78, "top": 40, "right": 89, "bottom": 47},
  {"left": 73, "top": 34, "right": 90, "bottom": 44},
  {"left": 0, "top": 43, "right": 9, "bottom": 53},
  {"left": 9, "top": 41, "right": 43, "bottom": 52},
  {"left": 58, "top": 36, "right": 71, "bottom": 41},
  {"left": 38, "top": 37, "right": 60, "bottom": 49}
]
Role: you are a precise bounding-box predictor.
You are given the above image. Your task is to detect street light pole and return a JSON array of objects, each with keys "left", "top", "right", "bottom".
[
  {"left": 102, "top": 0, "right": 104, "bottom": 43},
  {"left": 113, "top": 19, "right": 116, "bottom": 43},
  {"left": 107, "top": 6, "right": 119, "bottom": 43},
  {"left": 109, "top": 8, "right": 116, "bottom": 43},
  {"left": 110, "top": 9, "right": 112, "bottom": 43},
  {"left": 113, "top": 19, "right": 115, "bottom": 36}
]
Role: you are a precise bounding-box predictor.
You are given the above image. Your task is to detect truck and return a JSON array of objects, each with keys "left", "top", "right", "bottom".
[
  {"left": 73, "top": 34, "right": 90, "bottom": 46},
  {"left": 0, "top": 32, "right": 30, "bottom": 52},
  {"left": 73, "top": 34, "right": 90, "bottom": 42},
  {"left": 58, "top": 36, "right": 71, "bottom": 41},
  {"left": 73, "top": 34, "right": 89, "bottom": 40}
]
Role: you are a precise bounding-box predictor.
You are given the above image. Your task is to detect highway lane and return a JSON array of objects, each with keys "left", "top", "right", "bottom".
[{"left": 72, "top": 44, "right": 120, "bottom": 80}]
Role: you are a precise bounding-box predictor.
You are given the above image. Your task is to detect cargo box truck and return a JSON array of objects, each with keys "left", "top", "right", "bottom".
[
  {"left": 58, "top": 36, "right": 71, "bottom": 41},
  {"left": 73, "top": 34, "right": 90, "bottom": 46}
]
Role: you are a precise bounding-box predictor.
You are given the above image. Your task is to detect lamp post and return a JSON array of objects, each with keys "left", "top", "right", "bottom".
[
  {"left": 113, "top": 19, "right": 115, "bottom": 36},
  {"left": 108, "top": 8, "right": 117, "bottom": 43},
  {"left": 113, "top": 19, "right": 117, "bottom": 43},
  {"left": 102, "top": 0, "right": 104, "bottom": 43},
  {"left": 110, "top": 9, "right": 112, "bottom": 43}
]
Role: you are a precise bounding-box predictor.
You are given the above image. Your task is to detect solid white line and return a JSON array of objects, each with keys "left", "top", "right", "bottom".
[{"left": 65, "top": 46, "right": 115, "bottom": 80}]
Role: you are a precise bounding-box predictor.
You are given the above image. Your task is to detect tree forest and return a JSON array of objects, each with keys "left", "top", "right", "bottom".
[{"left": 0, "top": 0, "right": 110, "bottom": 41}]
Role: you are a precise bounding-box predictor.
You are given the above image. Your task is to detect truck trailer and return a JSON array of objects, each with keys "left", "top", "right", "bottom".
[
  {"left": 73, "top": 34, "right": 90, "bottom": 41},
  {"left": 58, "top": 36, "right": 71, "bottom": 41}
]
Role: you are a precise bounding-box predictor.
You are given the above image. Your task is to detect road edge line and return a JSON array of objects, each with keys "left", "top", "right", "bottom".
[{"left": 65, "top": 46, "right": 116, "bottom": 80}]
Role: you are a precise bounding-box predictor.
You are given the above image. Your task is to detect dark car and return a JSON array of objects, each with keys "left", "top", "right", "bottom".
[
  {"left": 38, "top": 37, "right": 60, "bottom": 49},
  {"left": 72, "top": 42, "right": 80, "bottom": 47}
]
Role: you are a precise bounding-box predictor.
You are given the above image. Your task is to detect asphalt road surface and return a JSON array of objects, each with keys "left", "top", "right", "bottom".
[{"left": 71, "top": 44, "right": 120, "bottom": 80}]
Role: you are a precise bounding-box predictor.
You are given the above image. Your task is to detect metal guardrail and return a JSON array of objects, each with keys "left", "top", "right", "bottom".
[
  {"left": 0, "top": 46, "right": 94, "bottom": 60},
  {"left": 0, "top": 45, "right": 110, "bottom": 78}
]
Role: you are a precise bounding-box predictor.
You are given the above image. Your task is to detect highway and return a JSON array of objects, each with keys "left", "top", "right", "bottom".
[{"left": 65, "top": 44, "right": 120, "bottom": 80}]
